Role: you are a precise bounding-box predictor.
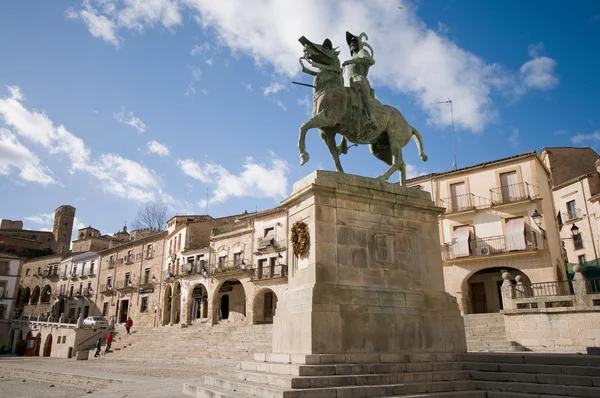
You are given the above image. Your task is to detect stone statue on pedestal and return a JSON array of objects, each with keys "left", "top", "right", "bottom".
[{"left": 297, "top": 33, "right": 428, "bottom": 185}]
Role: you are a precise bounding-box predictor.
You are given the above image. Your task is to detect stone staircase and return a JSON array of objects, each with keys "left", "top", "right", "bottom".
[
  {"left": 101, "top": 322, "right": 272, "bottom": 365},
  {"left": 466, "top": 352, "right": 600, "bottom": 397},
  {"left": 464, "top": 313, "right": 525, "bottom": 352},
  {"left": 184, "top": 352, "right": 485, "bottom": 398}
]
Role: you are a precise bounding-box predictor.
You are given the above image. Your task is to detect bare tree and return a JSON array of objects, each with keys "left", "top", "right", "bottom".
[{"left": 131, "top": 202, "right": 169, "bottom": 232}]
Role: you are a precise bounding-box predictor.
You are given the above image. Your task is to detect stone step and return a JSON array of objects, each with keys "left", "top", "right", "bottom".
[
  {"left": 464, "top": 352, "right": 600, "bottom": 366},
  {"left": 474, "top": 380, "right": 600, "bottom": 397},
  {"left": 225, "top": 368, "right": 470, "bottom": 389},
  {"left": 465, "top": 335, "right": 509, "bottom": 342},
  {"left": 470, "top": 370, "right": 600, "bottom": 386},
  {"left": 0, "top": 368, "right": 115, "bottom": 389},
  {"left": 464, "top": 361, "right": 600, "bottom": 377},
  {"left": 240, "top": 361, "right": 464, "bottom": 376}
]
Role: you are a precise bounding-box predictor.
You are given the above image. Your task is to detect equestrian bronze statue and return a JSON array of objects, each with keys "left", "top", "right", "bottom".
[{"left": 297, "top": 32, "right": 427, "bottom": 185}]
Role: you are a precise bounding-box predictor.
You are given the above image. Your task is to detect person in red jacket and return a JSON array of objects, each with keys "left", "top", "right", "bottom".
[
  {"left": 125, "top": 317, "right": 133, "bottom": 335},
  {"left": 105, "top": 332, "right": 113, "bottom": 354}
]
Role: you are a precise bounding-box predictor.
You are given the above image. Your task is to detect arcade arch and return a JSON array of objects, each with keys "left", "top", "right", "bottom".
[
  {"left": 22, "top": 287, "right": 31, "bottom": 305},
  {"left": 253, "top": 289, "right": 278, "bottom": 324},
  {"left": 30, "top": 286, "right": 40, "bottom": 304},
  {"left": 213, "top": 279, "right": 246, "bottom": 324},
  {"left": 464, "top": 267, "right": 531, "bottom": 314},
  {"left": 187, "top": 283, "right": 209, "bottom": 323},
  {"left": 43, "top": 334, "right": 52, "bottom": 357},
  {"left": 41, "top": 285, "right": 52, "bottom": 303},
  {"left": 163, "top": 284, "right": 172, "bottom": 325}
]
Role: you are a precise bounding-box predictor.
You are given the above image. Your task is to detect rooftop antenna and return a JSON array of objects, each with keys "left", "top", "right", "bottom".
[{"left": 436, "top": 98, "right": 457, "bottom": 170}]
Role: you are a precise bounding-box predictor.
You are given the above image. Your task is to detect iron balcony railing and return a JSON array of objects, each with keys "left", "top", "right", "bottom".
[
  {"left": 210, "top": 259, "right": 247, "bottom": 275},
  {"left": 443, "top": 231, "right": 538, "bottom": 261},
  {"left": 562, "top": 208, "right": 582, "bottom": 222},
  {"left": 250, "top": 264, "right": 288, "bottom": 281},
  {"left": 490, "top": 182, "right": 536, "bottom": 205},
  {"left": 43, "top": 268, "right": 59, "bottom": 278},
  {"left": 115, "top": 280, "right": 136, "bottom": 291},
  {"left": 99, "top": 283, "right": 114, "bottom": 294},
  {"left": 439, "top": 193, "right": 492, "bottom": 214}
]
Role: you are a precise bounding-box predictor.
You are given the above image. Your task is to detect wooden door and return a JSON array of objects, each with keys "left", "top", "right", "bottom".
[{"left": 470, "top": 282, "right": 488, "bottom": 313}]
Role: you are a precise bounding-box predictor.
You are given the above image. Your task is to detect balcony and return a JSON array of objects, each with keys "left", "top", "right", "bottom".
[
  {"left": 116, "top": 279, "right": 136, "bottom": 292},
  {"left": 250, "top": 264, "right": 288, "bottom": 282},
  {"left": 490, "top": 182, "right": 537, "bottom": 206},
  {"left": 69, "top": 272, "right": 79, "bottom": 280},
  {"left": 99, "top": 283, "right": 115, "bottom": 295},
  {"left": 138, "top": 276, "right": 156, "bottom": 288},
  {"left": 439, "top": 194, "right": 492, "bottom": 214},
  {"left": 179, "top": 261, "right": 209, "bottom": 278},
  {"left": 43, "top": 269, "right": 59, "bottom": 280},
  {"left": 255, "top": 235, "right": 286, "bottom": 253},
  {"left": 562, "top": 208, "right": 582, "bottom": 223},
  {"left": 209, "top": 259, "right": 247, "bottom": 277},
  {"left": 442, "top": 231, "right": 539, "bottom": 261}
]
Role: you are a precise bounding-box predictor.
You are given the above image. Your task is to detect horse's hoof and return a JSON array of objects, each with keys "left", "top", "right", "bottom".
[
  {"left": 300, "top": 153, "right": 310, "bottom": 166},
  {"left": 421, "top": 154, "right": 428, "bottom": 162}
]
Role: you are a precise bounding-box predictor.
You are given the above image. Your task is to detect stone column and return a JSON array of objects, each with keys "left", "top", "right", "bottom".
[{"left": 273, "top": 171, "right": 466, "bottom": 357}]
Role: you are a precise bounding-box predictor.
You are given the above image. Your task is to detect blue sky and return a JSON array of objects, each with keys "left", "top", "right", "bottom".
[{"left": 1, "top": 1, "right": 599, "bottom": 236}]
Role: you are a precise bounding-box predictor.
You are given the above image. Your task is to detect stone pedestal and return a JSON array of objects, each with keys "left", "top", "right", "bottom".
[{"left": 273, "top": 171, "right": 466, "bottom": 356}]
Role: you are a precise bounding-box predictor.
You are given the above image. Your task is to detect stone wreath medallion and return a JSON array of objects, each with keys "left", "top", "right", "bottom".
[{"left": 290, "top": 220, "right": 310, "bottom": 258}]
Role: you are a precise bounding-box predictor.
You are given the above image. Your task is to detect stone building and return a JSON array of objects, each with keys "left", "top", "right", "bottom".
[
  {"left": 0, "top": 253, "right": 22, "bottom": 347},
  {"left": 71, "top": 226, "right": 115, "bottom": 253},
  {"left": 97, "top": 231, "right": 166, "bottom": 327},
  {"left": 407, "top": 151, "right": 564, "bottom": 314},
  {"left": 16, "top": 253, "right": 69, "bottom": 318},
  {"left": 541, "top": 147, "right": 600, "bottom": 272},
  {"left": 164, "top": 208, "right": 288, "bottom": 327},
  {"left": 55, "top": 251, "right": 100, "bottom": 321},
  {"left": 0, "top": 205, "right": 75, "bottom": 258}
]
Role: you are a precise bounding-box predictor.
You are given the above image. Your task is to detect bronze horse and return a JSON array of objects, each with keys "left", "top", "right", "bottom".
[{"left": 297, "top": 36, "right": 427, "bottom": 184}]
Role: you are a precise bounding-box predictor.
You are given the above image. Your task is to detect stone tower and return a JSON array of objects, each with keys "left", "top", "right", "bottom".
[{"left": 52, "top": 205, "right": 75, "bottom": 254}]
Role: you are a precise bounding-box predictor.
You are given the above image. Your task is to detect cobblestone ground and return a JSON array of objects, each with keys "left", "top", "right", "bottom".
[{"left": 0, "top": 356, "right": 220, "bottom": 397}]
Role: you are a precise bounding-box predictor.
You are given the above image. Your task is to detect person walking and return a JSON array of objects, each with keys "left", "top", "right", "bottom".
[
  {"left": 94, "top": 338, "right": 102, "bottom": 357},
  {"left": 125, "top": 317, "right": 133, "bottom": 335},
  {"left": 104, "top": 332, "right": 113, "bottom": 354}
]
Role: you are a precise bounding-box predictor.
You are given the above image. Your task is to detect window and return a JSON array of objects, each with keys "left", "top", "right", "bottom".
[
  {"left": 125, "top": 273, "right": 131, "bottom": 285},
  {"left": 578, "top": 255, "right": 586, "bottom": 265},
  {"left": 258, "top": 258, "right": 268, "bottom": 279},
  {"left": 0, "top": 260, "right": 8, "bottom": 276},
  {"left": 102, "top": 302, "right": 109, "bottom": 316},
  {"left": 25, "top": 268, "right": 30, "bottom": 276},
  {"left": 0, "top": 305, "right": 6, "bottom": 320},
  {"left": 173, "top": 237, "right": 177, "bottom": 252},
  {"left": 0, "top": 281, "right": 6, "bottom": 298},
  {"left": 178, "top": 233, "right": 182, "bottom": 250},
  {"left": 574, "top": 233, "right": 584, "bottom": 250},
  {"left": 146, "top": 244, "right": 153, "bottom": 258},
  {"left": 107, "top": 277, "right": 112, "bottom": 288},
  {"left": 499, "top": 171, "right": 519, "bottom": 203},
  {"left": 78, "top": 283, "right": 83, "bottom": 295},
  {"left": 87, "top": 282, "right": 92, "bottom": 293},
  {"left": 140, "top": 297, "right": 148, "bottom": 313},
  {"left": 264, "top": 227, "right": 275, "bottom": 238},
  {"left": 169, "top": 239, "right": 173, "bottom": 255},
  {"left": 109, "top": 255, "right": 115, "bottom": 265},
  {"left": 69, "top": 285, "right": 74, "bottom": 297},
  {"left": 72, "top": 265, "right": 77, "bottom": 276},
  {"left": 59, "top": 285, "right": 65, "bottom": 295},
  {"left": 505, "top": 217, "right": 526, "bottom": 251},
  {"left": 90, "top": 261, "right": 95, "bottom": 274},
  {"left": 234, "top": 252, "right": 242, "bottom": 266},
  {"left": 219, "top": 256, "right": 227, "bottom": 268},
  {"left": 566, "top": 200, "right": 577, "bottom": 220},
  {"left": 144, "top": 268, "right": 150, "bottom": 284},
  {"left": 450, "top": 182, "right": 468, "bottom": 212},
  {"left": 127, "top": 250, "right": 133, "bottom": 262}
]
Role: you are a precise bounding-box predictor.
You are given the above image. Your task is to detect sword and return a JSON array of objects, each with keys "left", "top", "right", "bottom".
[{"left": 292, "top": 81, "right": 315, "bottom": 89}]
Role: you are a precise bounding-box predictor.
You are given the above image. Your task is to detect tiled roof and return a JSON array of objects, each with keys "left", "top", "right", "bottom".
[{"left": 541, "top": 147, "right": 600, "bottom": 187}]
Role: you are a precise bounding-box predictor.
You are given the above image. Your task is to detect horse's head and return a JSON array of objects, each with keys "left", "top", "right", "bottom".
[{"left": 298, "top": 36, "right": 340, "bottom": 68}]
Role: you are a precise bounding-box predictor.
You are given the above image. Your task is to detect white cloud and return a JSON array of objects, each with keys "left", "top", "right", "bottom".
[
  {"left": 0, "top": 86, "right": 162, "bottom": 202},
  {"left": 242, "top": 82, "right": 253, "bottom": 91},
  {"left": 178, "top": 153, "right": 289, "bottom": 205},
  {"left": 263, "top": 81, "right": 285, "bottom": 96},
  {"left": 0, "top": 129, "right": 57, "bottom": 185},
  {"left": 571, "top": 130, "right": 600, "bottom": 145},
  {"left": 528, "top": 42, "right": 545, "bottom": 58},
  {"left": 114, "top": 107, "right": 147, "bottom": 133},
  {"left": 276, "top": 100, "right": 287, "bottom": 111},
  {"left": 7, "top": 86, "right": 23, "bottom": 101},
  {"left": 66, "top": 1, "right": 120, "bottom": 47},
  {"left": 186, "top": 65, "right": 202, "bottom": 97},
  {"left": 147, "top": 140, "right": 170, "bottom": 156},
  {"left": 297, "top": 96, "right": 311, "bottom": 116},
  {"left": 405, "top": 164, "right": 427, "bottom": 179},
  {"left": 190, "top": 42, "right": 211, "bottom": 55},
  {"left": 68, "top": 2, "right": 560, "bottom": 132},
  {"left": 24, "top": 212, "right": 55, "bottom": 225},
  {"left": 508, "top": 128, "right": 520, "bottom": 147}
]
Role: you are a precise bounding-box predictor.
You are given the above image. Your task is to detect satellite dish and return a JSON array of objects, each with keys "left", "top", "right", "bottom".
[{"left": 171, "top": 254, "right": 177, "bottom": 261}]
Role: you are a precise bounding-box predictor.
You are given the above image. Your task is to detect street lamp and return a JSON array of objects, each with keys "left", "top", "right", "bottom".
[
  {"left": 531, "top": 209, "right": 546, "bottom": 239},
  {"left": 571, "top": 223, "right": 580, "bottom": 237}
]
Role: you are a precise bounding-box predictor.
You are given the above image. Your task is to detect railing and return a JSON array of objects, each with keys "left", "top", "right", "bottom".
[
  {"left": 250, "top": 264, "right": 288, "bottom": 281},
  {"left": 562, "top": 209, "right": 582, "bottom": 222},
  {"left": 179, "top": 261, "right": 209, "bottom": 277},
  {"left": 439, "top": 193, "right": 492, "bottom": 214},
  {"left": 43, "top": 269, "right": 59, "bottom": 278},
  {"left": 115, "top": 280, "right": 136, "bottom": 290},
  {"left": 443, "top": 231, "right": 538, "bottom": 260},
  {"left": 513, "top": 281, "right": 573, "bottom": 298},
  {"left": 99, "top": 283, "right": 114, "bottom": 293},
  {"left": 209, "top": 259, "right": 245, "bottom": 275},
  {"left": 256, "top": 236, "right": 287, "bottom": 251},
  {"left": 490, "top": 182, "right": 536, "bottom": 205},
  {"left": 586, "top": 278, "right": 600, "bottom": 294}
]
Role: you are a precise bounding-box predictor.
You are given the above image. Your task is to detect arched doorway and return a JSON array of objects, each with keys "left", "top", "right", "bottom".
[
  {"left": 213, "top": 279, "right": 246, "bottom": 323},
  {"left": 465, "top": 267, "right": 531, "bottom": 313},
  {"left": 253, "top": 289, "right": 278, "bottom": 324},
  {"left": 22, "top": 287, "right": 31, "bottom": 305},
  {"left": 189, "top": 284, "right": 208, "bottom": 323},
  {"left": 31, "top": 286, "right": 41, "bottom": 304},
  {"left": 33, "top": 333, "right": 42, "bottom": 356},
  {"left": 43, "top": 335, "right": 52, "bottom": 357},
  {"left": 41, "top": 285, "right": 52, "bottom": 303},
  {"left": 163, "top": 284, "right": 172, "bottom": 326},
  {"left": 25, "top": 332, "right": 34, "bottom": 356}
]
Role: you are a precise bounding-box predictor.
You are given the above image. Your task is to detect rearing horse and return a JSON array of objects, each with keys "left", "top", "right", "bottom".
[{"left": 297, "top": 36, "right": 427, "bottom": 185}]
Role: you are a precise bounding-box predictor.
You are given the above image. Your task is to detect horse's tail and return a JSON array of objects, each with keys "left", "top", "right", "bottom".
[{"left": 411, "top": 127, "right": 428, "bottom": 161}]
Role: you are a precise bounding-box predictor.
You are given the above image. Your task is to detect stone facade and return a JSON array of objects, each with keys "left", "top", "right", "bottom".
[
  {"left": 0, "top": 253, "right": 22, "bottom": 347},
  {"left": 55, "top": 252, "right": 100, "bottom": 321},
  {"left": 97, "top": 232, "right": 166, "bottom": 328},
  {"left": 18, "top": 254, "right": 69, "bottom": 318},
  {"left": 407, "top": 151, "right": 564, "bottom": 314},
  {"left": 52, "top": 205, "right": 76, "bottom": 254}
]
